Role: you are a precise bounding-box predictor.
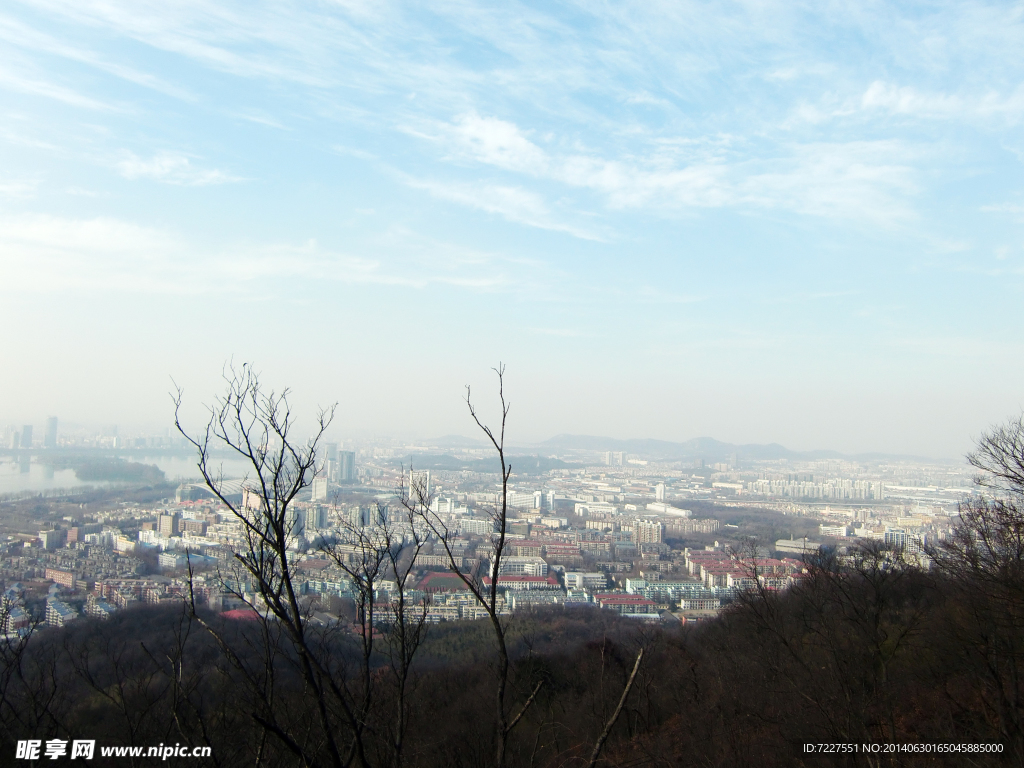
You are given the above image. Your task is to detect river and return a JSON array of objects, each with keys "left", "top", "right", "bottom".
[{"left": 0, "top": 453, "right": 255, "bottom": 497}]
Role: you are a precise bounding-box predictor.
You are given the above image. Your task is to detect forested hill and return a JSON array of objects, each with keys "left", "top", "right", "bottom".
[{"left": 2, "top": 556, "right": 1018, "bottom": 768}]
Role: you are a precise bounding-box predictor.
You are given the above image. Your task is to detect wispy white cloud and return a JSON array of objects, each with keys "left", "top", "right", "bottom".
[
  {"left": 0, "top": 14, "right": 194, "bottom": 100},
  {"left": 0, "top": 213, "right": 532, "bottom": 295},
  {"left": 0, "top": 178, "right": 39, "bottom": 198},
  {"left": 115, "top": 151, "right": 242, "bottom": 186},
  {"left": 420, "top": 111, "right": 918, "bottom": 225},
  {"left": 861, "top": 81, "right": 1024, "bottom": 122},
  {"left": 405, "top": 176, "right": 604, "bottom": 241},
  {"left": 0, "top": 61, "right": 115, "bottom": 110},
  {"left": 231, "top": 111, "right": 288, "bottom": 129},
  {"left": 13, "top": 0, "right": 356, "bottom": 86},
  {"left": 981, "top": 202, "right": 1024, "bottom": 221},
  {"left": 447, "top": 112, "right": 549, "bottom": 174}
]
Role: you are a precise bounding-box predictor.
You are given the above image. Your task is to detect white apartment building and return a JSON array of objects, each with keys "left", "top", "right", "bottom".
[{"left": 496, "top": 556, "right": 548, "bottom": 577}]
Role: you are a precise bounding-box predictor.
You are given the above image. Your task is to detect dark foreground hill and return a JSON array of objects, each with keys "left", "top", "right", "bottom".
[{"left": 0, "top": 549, "right": 1017, "bottom": 768}]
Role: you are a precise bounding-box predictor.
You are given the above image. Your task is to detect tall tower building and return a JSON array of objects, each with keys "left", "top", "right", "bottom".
[
  {"left": 322, "top": 442, "right": 338, "bottom": 474},
  {"left": 44, "top": 418, "right": 58, "bottom": 449},
  {"left": 338, "top": 451, "right": 356, "bottom": 483},
  {"left": 20, "top": 425, "right": 32, "bottom": 450}
]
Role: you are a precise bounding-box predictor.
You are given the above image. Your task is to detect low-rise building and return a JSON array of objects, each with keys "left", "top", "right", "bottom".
[{"left": 46, "top": 598, "right": 77, "bottom": 627}]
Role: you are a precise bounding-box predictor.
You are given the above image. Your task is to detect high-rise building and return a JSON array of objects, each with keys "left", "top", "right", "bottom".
[
  {"left": 306, "top": 505, "right": 329, "bottom": 531},
  {"left": 180, "top": 519, "right": 207, "bottom": 535},
  {"left": 322, "top": 442, "right": 338, "bottom": 479},
  {"left": 39, "top": 529, "right": 65, "bottom": 550},
  {"left": 158, "top": 514, "right": 179, "bottom": 538},
  {"left": 655, "top": 483, "right": 666, "bottom": 502},
  {"left": 323, "top": 442, "right": 338, "bottom": 466},
  {"left": 634, "top": 519, "right": 663, "bottom": 544},
  {"left": 311, "top": 477, "right": 329, "bottom": 502},
  {"left": 338, "top": 451, "right": 356, "bottom": 483},
  {"left": 44, "top": 417, "right": 58, "bottom": 449},
  {"left": 534, "top": 490, "right": 556, "bottom": 510},
  {"left": 408, "top": 469, "right": 430, "bottom": 499},
  {"left": 8, "top": 431, "right": 19, "bottom": 450},
  {"left": 285, "top": 507, "right": 305, "bottom": 537},
  {"left": 341, "top": 505, "right": 371, "bottom": 528},
  {"left": 884, "top": 528, "right": 922, "bottom": 553},
  {"left": 20, "top": 425, "right": 32, "bottom": 449}
]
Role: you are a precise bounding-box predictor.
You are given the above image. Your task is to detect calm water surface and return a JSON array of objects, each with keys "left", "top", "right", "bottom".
[{"left": 0, "top": 454, "right": 254, "bottom": 496}]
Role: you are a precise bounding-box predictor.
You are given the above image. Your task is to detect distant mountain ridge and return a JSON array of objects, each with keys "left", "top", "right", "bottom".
[
  {"left": 536, "top": 434, "right": 927, "bottom": 462},
  {"left": 402, "top": 453, "right": 574, "bottom": 475},
  {"left": 422, "top": 434, "right": 487, "bottom": 448}
]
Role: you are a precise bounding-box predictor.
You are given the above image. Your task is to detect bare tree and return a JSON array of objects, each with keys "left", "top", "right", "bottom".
[
  {"left": 969, "top": 413, "right": 1024, "bottom": 495},
  {"left": 174, "top": 363, "right": 438, "bottom": 768},
  {"left": 0, "top": 603, "right": 62, "bottom": 752},
  {"left": 586, "top": 647, "right": 644, "bottom": 768},
  {"left": 320, "top": 498, "right": 430, "bottom": 768},
  {"left": 400, "top": 365, "right": 541, "bottom": 768},
  {"left": 932, "top": 414, "right": 1024, "bottom": 760},
  {"left": 174, "top": 363, "right": 370, "bottom": 768}
]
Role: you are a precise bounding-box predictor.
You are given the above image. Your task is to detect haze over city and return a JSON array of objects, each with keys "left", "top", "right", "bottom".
[{"left": 3, "top": 1, "right": 1024, "bottom": 456}]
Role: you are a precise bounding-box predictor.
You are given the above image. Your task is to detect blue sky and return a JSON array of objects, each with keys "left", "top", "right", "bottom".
[{"left": 1, "top": 0, "right": 1022, "bottom": 457}]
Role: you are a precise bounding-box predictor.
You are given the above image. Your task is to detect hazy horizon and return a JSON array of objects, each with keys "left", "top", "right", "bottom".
[
  {"left": 2, "top": 2, "right": 1022, "bottom": 459},
  {"left": 0, "top": 408, "right": 982, "bottom": 463}
]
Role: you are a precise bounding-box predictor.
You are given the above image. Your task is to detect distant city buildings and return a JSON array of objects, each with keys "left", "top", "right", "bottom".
[
  {"left": 603, "top": 451, "right": 625, "bottom": 466},
  {"left": 746, "top": 477, "right": 885, "bottom": 500},
  {"left": 0, "top": 431, "right": 971, "bottom": 633}
]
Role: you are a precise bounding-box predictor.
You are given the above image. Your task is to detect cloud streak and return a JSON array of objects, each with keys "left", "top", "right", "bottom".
[
  {"left": 0, "top": 213, "right": 536, "bottom": 296},
  {"left": 419, "top": 112, "right": 919, "bottom": 225},
  {"left": 115, "top": 152, "right": 242, "bottom": 186}
]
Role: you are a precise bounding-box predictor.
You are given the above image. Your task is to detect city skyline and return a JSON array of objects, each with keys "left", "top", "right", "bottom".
[
  {"left": 0, "top": 398, "right": 1016, "bottom": 461},
  {"left": 0, "top": 414, "right": 980, "bottom": 463},
  {"left": 2, "top": 1, "right": 1023, "bottom": 457}
]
